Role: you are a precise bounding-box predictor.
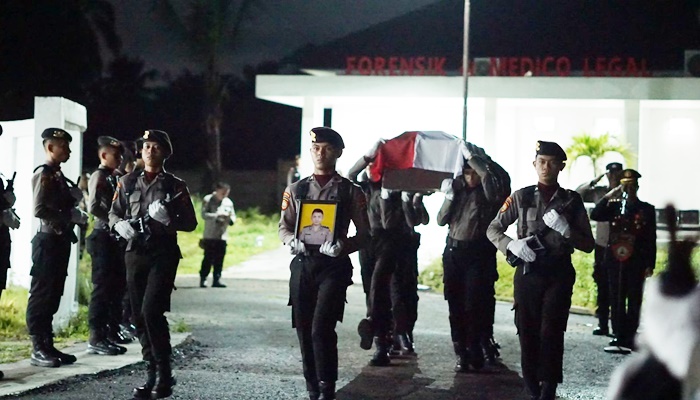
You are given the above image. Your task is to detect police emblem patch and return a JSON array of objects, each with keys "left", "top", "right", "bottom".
[
  {"left": 281, "top": 191, "right": 291, "bottom": 210},
  {"left": 310, "top": 130, "right": 316, "bottom": 142},
  {"left": 499, "top": 196, "right": 512, "bottom": 213}
]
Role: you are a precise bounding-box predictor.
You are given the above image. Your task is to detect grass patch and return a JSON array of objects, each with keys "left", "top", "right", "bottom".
[{"left": 171, "top": 318, "right": 189, "bottom": 333}]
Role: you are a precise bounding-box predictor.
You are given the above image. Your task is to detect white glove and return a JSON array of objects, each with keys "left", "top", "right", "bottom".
[
  {"left": 114, "top": 220, "right": 136, "bottom": 240},
  {"left": 364, "top": 140, "right": 384, "bottom": 160},
  {"left": 401, "top": 191, "right": 411, "bottom": 202},
  {"left": 320, "top": 240, "right": 343, "bottom": 257},
  {"left": 380, "top": 188, "right": 391, "bottom": 200},
  {"left": 507, "top": 237, "right": 537, "bottom": 263},
  {"left": 460, "top": 141, "right": 472, "bottom": 160},
  {"left": 288, "top": 238, "right": 306, "bottom": 255},
  {"left": 440, "top": 178, "right": 454, "bottom": 200},
  {"left": 543, "top": 209, "right": 571, "bottom": 238},
  {"left": 2, "top": 209, "right": 19, "bottom": 229},
  {"left": 3, "top": 191, "right": 16, "bottom": 207},
  {"left": 70, "top": 207, "right": 88, "bottom": 225},
  {"left": 148, "top": 200, "right": 171, "bottom": 225},
  {"left": 69, "top": 186, "right": 84, "bottom": 203}
]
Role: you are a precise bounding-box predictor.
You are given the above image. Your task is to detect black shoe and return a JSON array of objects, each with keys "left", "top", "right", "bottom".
[
  {"left": 45, "top": 336, "right": 76, "bottom": 365},
  {"left": 133, "top": 363, "right": 156, "bottom": 399},
  {"left": 482, "top": 336, "right": 501, "bottom": 364},
  {"left": 357, "top": 318, "right": 373, "bottom": 350},
  {"left": 87, "top": 339, "right": 120, "bottom": 355},
  {"left": 212, "top": 281, "right": 227, "bottom": 288},
  {"left": 199, "top": 279, "right": 207, "bottom": 288},
  {"left": 453, "top": 342, "right": 468, "bottom": 373},
  {"left": 306, "top": 380, "right": 320, "bottom": 400},
  {"left": 604, "top": 345, "right": 632, "bottom": 354},
  {"left": 397, "top": 332, "right": 415, "bottom": 356},
  {"left": 151, "top": 363, "right": 176, "bottom": 399},
  {"left": 106, "top": 338, "right": 127, "bottom": 354},
  {"left": 318, "top": 381, "right": 335, "bottom": 400},
  {"left": 468, "top": 344, "right": 485, "bottom": 370},
  {"left": 593, "top": 326, "right": 609, "bottom": 336},
  {"left": 29, "top": 335, "right": 61, "bottom": 368},
  {"left": 369, "top": 337, "right": 390, "bottom": 366},
  {"left": 539, "top": 381, "right": 557, "bottom": 400},
  {"left": 0, "top": 369, "right": 3, "bottom": 380}
]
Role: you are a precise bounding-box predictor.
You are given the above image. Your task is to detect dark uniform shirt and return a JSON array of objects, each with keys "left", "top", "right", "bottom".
[
  {"left": 88, "top": 166, "right": 118, "bottom": 231},
  {"left": 108, "top": 170, "right": 197, "bottom": 249},
  {"left": 487, "top": 185, "right": 595, "bottom": 257},
  {"left": 279, "top": 173, "right": 370, "bottom": 254},
  {"left": 437, "top": 155, "right": 510, "bottom": 241},
  {"left": 32, "top": 165, "right": 77, "bottom": 235}
]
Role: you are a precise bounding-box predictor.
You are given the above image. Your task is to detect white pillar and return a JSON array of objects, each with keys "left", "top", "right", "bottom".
[{"left": 623, "top": 100, "right": 640, "bottom": 169}]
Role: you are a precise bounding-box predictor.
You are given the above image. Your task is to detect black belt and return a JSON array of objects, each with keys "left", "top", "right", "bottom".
[{"left": 448, "top": 237, "right": 477, "bottom": 248}]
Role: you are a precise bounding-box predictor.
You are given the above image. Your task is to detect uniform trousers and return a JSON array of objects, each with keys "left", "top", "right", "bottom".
[
  {"left": 0, "top": 226, "right": 10, "bottom": 299},
  {"left": 26, "top": 232, "right": 71, "bottom": 335},
  {"left": 513, "top": 257, "right": 574, "bottom": 386},
  {"left": 368, "top": 232, "right": 412, "bottom": 336},
  {"left": 606, "top": 256, "right": 645, "bottom": 346},
  {"left": 86, "top": 229, "right": 126, "bottom": 335},
  {"left": 592, "top": 244, "right": 610, "bottom": 329},
  {"left": 125, "top": 238, "right": 180, "bottom": 363},
  {"left": 442, "top": 238, "right": 497, "bottom": 347},
  {"left": 289, "top": 253, "right": 352, "bottom": 384},
  {"left": 199, "top": 239, "right": 227, "bottom": 281},
  {"left": 358, "top": 236, "right": 376, "bottom": 316},
  {"left": 391, "top": 232, "right": 419, "bottom": 336}
]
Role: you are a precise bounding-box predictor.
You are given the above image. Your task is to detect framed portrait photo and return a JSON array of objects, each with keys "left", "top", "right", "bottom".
[{"left": 294, "top": 200, "right": 338, "bottom": 247}]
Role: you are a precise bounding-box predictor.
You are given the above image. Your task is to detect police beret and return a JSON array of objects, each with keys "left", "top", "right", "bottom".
[
  {"left": 142, "top": 129, "right": 172, "bottom": 155},
  {"left": 535, "top": 140, "right": 566, "bottom": 161},
  {"left": 620, "top": 169, "right": 641, "bottom": 184},
  {"left": 97, "top": 136, "right": 124, "bottom": 152},
  {"left": 605, "top": 162, "right": 623, "bottom": 172},
  {"left": 41, "top": 128, "right": 72, "bottom": 142},
  {"left": 310, "top": 127, "right": 344, "bottom": 149}
]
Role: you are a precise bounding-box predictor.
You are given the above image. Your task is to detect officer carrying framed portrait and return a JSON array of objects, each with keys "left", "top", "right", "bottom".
[{"left": 294, "top": 200, "right": 338, "bottom": 247}]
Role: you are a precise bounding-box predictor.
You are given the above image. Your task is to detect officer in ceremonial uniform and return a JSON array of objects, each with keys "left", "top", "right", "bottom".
[
  {"left": 590, "top": 169, "right": 656, "bottom": 353},
  {"left": 109, "top": 130, "right": 197, "bottom": 399},
  {"left": 437, "top": 142, "right": 510, "bottom": 372},
  {"left": 487, "top": 141, "right": 594, "bottom": 400},
  {"left": 279, "top": 127, "right": 370, "bottom": 400},
  {"left": 27, "top": 128, "right": 88, "bottom": 368},
  {"left": 86, "top": 136, "right": 127, "bottom": 356},
  {"left": 576, "top": 162, "right": 623, "bottom": 336}
]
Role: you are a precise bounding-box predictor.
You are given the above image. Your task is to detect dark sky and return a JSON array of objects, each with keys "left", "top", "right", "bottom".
[{"left": 109, "top": 0, "right": 442, "bottom": 76}]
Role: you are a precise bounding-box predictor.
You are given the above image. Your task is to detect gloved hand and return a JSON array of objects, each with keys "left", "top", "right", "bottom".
[
  {"left": 401, "top": 191, "right": 412, "bottom": 203},
  {"left": 288, "top": 238, "right": 306, "bottom": 255},
  {"left": 460, "top": 141, "right": 472, "bottom": 160},
  {"left": 380, "top": 188, "right": 391, "bottom": 200},
  {"left": 412, "top": 193, "right": 424, "bottom": 207},
  {"left": 3, "top": 191, "right": 16, "bottom": 207},
  {"left": 69, "top": 186, "right": 84, "bottom": 203},
  {"left": 604, "top": 185, "right": 623, "bottom": 200},
  {"left": 148, "top": 200, "right": 171, "bottom": 225},
  {"left": 440, "top": 178, "right": 454, "bottom": 200},
  {"left": 70, "top": 207, "right": 88, "bottom": 225},
  {"left": 320, "top": 240, "right": 343, "bottom": 257},
  {"left": 2, "top": 209, "right": 19, "bottom": 229},
  {"left": 114, "top": 220, "right": 136, "bottom": 240},
  {"left": 364, "top": 139, "right": 384, "bottom": 160},
  {"left": 507, "top": 237, "right": 537, "bottom": 263},
  {"left": 543, "top": 209, "right": 571, "bottom": 238}
]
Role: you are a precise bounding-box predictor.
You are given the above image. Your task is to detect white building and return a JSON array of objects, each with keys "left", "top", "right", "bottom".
[{"left": 256, "top": 74, "right": 700, "bottom": 265}]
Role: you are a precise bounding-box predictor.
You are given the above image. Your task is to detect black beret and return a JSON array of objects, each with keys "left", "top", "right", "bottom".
[
  {"left": 97, "top": 136, "right": 124, "bottom": 152},
  {"left": 535, "top": 140, "right": 566, "bottom": 161},
  {"left": 142, "top": 129, "right": 172, "bottom": 155},
  {"left": 310, "top": 127, "right": 344, "bottom": 149},
  {"left": 620, "top": 169, "right": 641, "bottom": 183},
  {"left": 41, "top": 128, "right": 72, "bottom": 142},
  {"left": 605, "top": 162, "right": 623, "bottom": 172}
]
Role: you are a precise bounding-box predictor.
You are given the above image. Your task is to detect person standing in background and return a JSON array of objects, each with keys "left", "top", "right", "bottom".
[{"left": 199, "top": 182, "right": 236, "bottom": 288}]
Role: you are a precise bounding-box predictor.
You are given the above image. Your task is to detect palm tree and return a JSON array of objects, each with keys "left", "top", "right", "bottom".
[
  {"left": 150, "top": 0, "right": 257, "bottom": 186},
  {"left": 565, "top": 132, "right": 634, "bottom": 175}
]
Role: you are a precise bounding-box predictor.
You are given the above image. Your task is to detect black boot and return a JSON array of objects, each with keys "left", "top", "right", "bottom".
[
  {"left": 539, "top": 381, "right": 557, "bottom": 400},
  {"left": 318, "top": 381, "right": 335, "bottom": 400},
  {"left": 44, "top": 335, "right": 76, "bottom": 365},
  {"left": 87, "top": 330, "right": 120, "bottom": 355},
  {"left": 29, "top": 335, "right": 61, "bottom": 368},
  {"left": 453, "top": 342, "right": 468, "bottom": 373},
  {"left": 468, "top": 342, "right": 485, "bottom": 370},
  {"left": 0, "top": 369, "right": 3, "bottom": 379},
  {"left": 357, "top": 318, "right": 373, "bottom": 350},
  {"left": 151, "top": 362, "right": 176, "bottom": 399},
  {"left": 398, "top": 332, "right": 415, "bottom": 355},
  {"left": 306, "top": 380, "right": 320, "bottom": 400},
  {"left": 199, "top": 278, "right": 207, "bottom": 288},
  {"left": 369, "top": 336, "right": 390, "bottom": 366},
  {"left": 524, "top": 377, "right": 541, "bottom": 400},
  {"left": 132, "top": 362, "right": 156, "bottom": 399},
  {"left": 482, "top": 336, "right": 501, "bottom": 364},
  {"left": 212, "top": 279, "right": 226, "bottom": 288}
]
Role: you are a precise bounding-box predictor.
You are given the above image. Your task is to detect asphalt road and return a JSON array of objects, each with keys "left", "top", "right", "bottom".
[{"left": 5, "top": 274, "right": 629, "bottom": 400}]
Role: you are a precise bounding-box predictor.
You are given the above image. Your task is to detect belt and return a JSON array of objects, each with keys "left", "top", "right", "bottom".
[
  {"left": 446, "top": 237, "right": 474, "bottom": 248},
  {"left": 39, "top": 224, "right": 64, "bottom": 235}
]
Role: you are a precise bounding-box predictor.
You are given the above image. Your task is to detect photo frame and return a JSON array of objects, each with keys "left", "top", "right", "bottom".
[{"left": 294, "top": 200, "right": 338, "bottom": 247}]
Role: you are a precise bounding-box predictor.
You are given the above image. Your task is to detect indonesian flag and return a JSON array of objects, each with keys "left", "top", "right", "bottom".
[{"left": 369, "top": 131, "right": 464, "bottom": 182}]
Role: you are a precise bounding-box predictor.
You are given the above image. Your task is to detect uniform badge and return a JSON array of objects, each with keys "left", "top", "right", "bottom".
[
  {"left": 310, "top": 130, "right": 316, "bottom": 142},
  {"left": 113, "top": 181, "right": 121, "bottom": 201},
  {"left": 53, "top": 130, "right": 65, "bottom": 138},
  {"left": 143, "top": 130, "right": 150, "bottom": 139},
  {"left": 499, "top": 196, "right": 513, "bottom": 213},
  {"left": 281, "top": 191, "right": 291, "bottom": 210}
]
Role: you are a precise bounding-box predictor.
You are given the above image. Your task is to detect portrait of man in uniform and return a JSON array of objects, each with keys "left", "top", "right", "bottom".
[{"left": 295, "top": 201, "right": 337, "bottom": 246}]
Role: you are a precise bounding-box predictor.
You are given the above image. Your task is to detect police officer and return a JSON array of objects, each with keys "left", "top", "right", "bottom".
[
  {"left": 86, "top": 136, "right": 127, "bottom": 356},
  {"left": 487, "top": 141, "right": 594, "bottom": 400},
  {"left": 438, "top": 142, "right": 510, "bottom": 372},
  {"left": 27, "top": 128, "right": 88, "bottom": 368},
  {"left": 199, "top": 181, "right": 236, "bottom": 288},
  {"left": 109, "top": 130, "right": 197, "bottom": 399},
  {"left": 590, "top": 169, "right": 656, "bottom": 353},
  {"left": 575, "top": 162, "right": 623, "bottom": 336},
  {"left": 279, "top": 127, "right": 370, "bottom": 400}
]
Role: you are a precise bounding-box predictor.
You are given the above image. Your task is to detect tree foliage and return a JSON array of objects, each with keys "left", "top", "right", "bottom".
[{"left": 565, "top": 132, "right": 634, "bottom": 175}]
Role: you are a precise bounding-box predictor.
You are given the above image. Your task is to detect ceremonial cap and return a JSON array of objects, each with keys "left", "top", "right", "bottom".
[
  {"left": 310, "top": 127, "right": 344, "bottom": 149},
  {"left": 535, "top": 140, "right": 566, "bottom": 160},
  {"left": 41, "top": 128, "right": 72, "bottom": 142},
  {"left": 606, "top": 162, "right": 623, "bottom": 172},
  {"left": 97, "top": 136, "right": 124, "bottom": 152},
  {"left": 619, "top": 169, "right": 641, "bottom": 184},
  {"left": 142, "top": 129, "right": 172, "bottom": 155}
]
